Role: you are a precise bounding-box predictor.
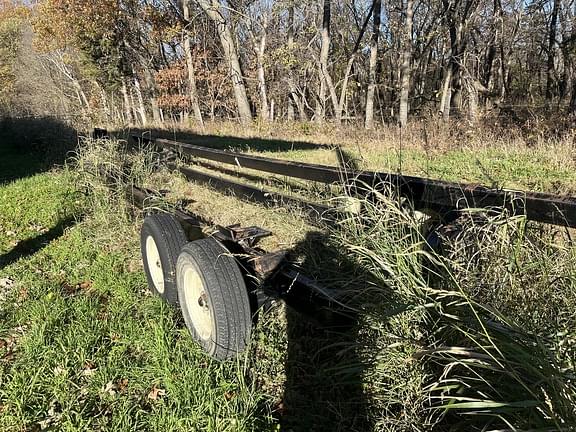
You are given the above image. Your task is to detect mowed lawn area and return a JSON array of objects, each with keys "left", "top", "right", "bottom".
[{"left": 0, "top": 153, "right": 279, "bottom": 431}]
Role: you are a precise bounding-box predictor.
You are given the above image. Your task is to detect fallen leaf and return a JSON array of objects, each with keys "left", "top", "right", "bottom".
[
  {"left": 101, "top": 381, "right": 117, "bottom": 396},
  {"left": 78, "top": 281, "right": 92, "bottom": 290},
  {"left": 37, "top": 399, "right": 62, "bottom": 429},
  {"left": 82, "top": 360, "right": 97, "bottom": 377},
  {"left": 147, "top": 384, "right": 166, "bottom": 400},
  {"left": 53, "top": 366, "right": 67, "bottom": 376},
  {"left": 118, "top": 378, "right": 128, "bottom": 392},
  {"left": 30, "top": 224, "right": 47, "bottom": 233},
  {"left": 61, "top": 280, "right": 92, "bottom": 296},
  {"left": 18, "top": 287, "right": 28, "bottom": 300},
  {"left": 0, "top": 277, "right": 14, "bottom": 288},
  {"left": 224, "top": 391, "right": 235, "bottom": 401},
  {"left": 0, "top": 336, "right": 15, "bottom": 351},
  {"left": 2, "top": 350, "right": 15, "bottom": 362},
  {"left": 61, "top": 282, "right": 76, "bottom": 295}
]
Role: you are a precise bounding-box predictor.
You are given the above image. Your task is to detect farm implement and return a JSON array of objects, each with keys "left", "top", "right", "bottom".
[{"left": 105, "top": 131, "right": 576, "bottom": 360}]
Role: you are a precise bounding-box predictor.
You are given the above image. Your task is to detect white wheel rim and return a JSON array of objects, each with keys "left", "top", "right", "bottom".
[
  {"left": 146, "top": 236, "right": 165, "bottom": 294},
  {"left": 182, "top": 264, "right": 213, "bottom": 341}
]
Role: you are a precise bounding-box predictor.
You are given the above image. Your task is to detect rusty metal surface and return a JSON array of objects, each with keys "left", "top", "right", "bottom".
[
  {"left": 172, "top": 164, "right": 333, "bottom": 225},
  {"left": 133, "top": 134, "right": 576, "bottom": 228}
]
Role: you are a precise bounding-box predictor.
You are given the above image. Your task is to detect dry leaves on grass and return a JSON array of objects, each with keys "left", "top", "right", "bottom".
[
  {"left": 18, "top": 287, "right": 28, "bottom": 300},
  {"left": 0, "top": 277, "right": 14, "bottom": 289},
  {"left": 147, "top": 384, "right": 166, "bottom": 401},
  {"left": 61, "top": 280, "right": 93, "bottom": 296},
  {"left": 101, "top": 378, "right": 129, "bottom": 396},
  {"left": 0, "top": 336, "right": 16, "bottom": 362},
  {"left": 81, "top": 360, "right": 97, "bottom": 377},
  {"left": 29, "top": 223, "right": 48, "bottom": 234},
  {"left": 36, "top": 400, "right": 63, "bottom": 430},
  {"left": 53, "top": 366, "right": 67, "bottom": 377}
]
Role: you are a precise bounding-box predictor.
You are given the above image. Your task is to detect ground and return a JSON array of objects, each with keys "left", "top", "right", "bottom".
[
  {"left": 0, "top": 160, "right": 280, "bottom": 431},
  {"left": 0, "top": 134, "right": 376, "bottom": 432},
  {"left": 0, "top": 121, "right": 575, "bottom": 431}
]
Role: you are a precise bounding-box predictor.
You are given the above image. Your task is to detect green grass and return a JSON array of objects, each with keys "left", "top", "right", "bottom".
[
  {"left": 1, "top": 132, "right": 575, "bottom": 431},
  {"left": 332, "top": 190, "right": 576, "bottom": 429},
  {"left": 0, "top": 166, "right": 277, "bottom": 431}
]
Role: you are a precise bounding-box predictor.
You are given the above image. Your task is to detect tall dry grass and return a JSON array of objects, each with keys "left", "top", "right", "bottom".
[{"left": 332, "top": 188, "right": 576, "bottom": 430}]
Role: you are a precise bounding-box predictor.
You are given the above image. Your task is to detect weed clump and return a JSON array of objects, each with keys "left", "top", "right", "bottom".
[{"left": 332, "top": 189, "right": 576, "bottom": 430}]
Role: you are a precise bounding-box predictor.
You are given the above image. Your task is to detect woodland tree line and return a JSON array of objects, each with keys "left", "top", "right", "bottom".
[{"left": 1, "top": 0, "right": 576, "bottom": 128}]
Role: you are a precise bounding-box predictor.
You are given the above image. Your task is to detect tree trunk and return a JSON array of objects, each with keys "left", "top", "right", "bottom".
[
  {"left": 570, "top": 78, "right": 576, "bottom": 113},
  {"left": 129, "top": 85, "right": 139, "bottom": 125},
  {"left": 316, "top": 0, "right": 339, "bottom": 122},
  {"left": 399, "top": 0, "right": 413, "bottom": 127},
  {"left": 184, "top": 0, "right": 204, "bottom": 126},
  {"left": 365, "top": 0, "right": 382, "bottom": 129},
  {"left": 546, "top": 0, "right": 560, "bottom": 104},
  {"left": 335, "top": 2, "right": 374, "bottom": 123},
  {"left": 137, "top": 63, "right": 161, "bottom": 124},
  {"left": 286, "top": 4, "right": 308, "bottom": 121},
  {"left": 255, "top": 27, "right": 270, "bottom": 121},
  {"left": 133, "top": 75, "right": 148, "bottom": 125},
  {"left": 97, "top": 83, "right": 111, "bottom": 123},
  {"left": 196, "top": 0, "right": 252, "bottom": 124},
  {"left": 121, "top": 79, "right": 133, "bottom": 124},
  {"left": 440, "top": 64, "right": 453, "bottom": 119},
  {"left": 466, "top": 77, "right": 478, "bottom": 122}
]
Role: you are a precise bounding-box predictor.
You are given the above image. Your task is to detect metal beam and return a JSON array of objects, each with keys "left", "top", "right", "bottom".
[
  {"left": 125, "top": 183, "right": 346, "bottom": 320},
  {"left": 171, "top": 164, "right": 332, "bottom": 225},
  {"left": 133, "top": 135, "right": 576, "bottom": 227}
]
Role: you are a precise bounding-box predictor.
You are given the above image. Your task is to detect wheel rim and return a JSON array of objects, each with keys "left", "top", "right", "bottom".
[
  {"left": 146, "top": 236, "right": 165, "bottom": 294},
  {"left": 182, "top": 264, "right": 213, "bottom": 341}
]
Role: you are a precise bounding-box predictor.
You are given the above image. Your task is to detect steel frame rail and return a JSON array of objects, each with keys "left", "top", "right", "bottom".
[
  {"left": 133, "top": 135, "right": 576, "bottom": 227},
  {"left": 126, "top": 182, "right": 351, "bottom": 322},
  {"left": 169, "top": 164, "right": 332, "bottom": 224}
]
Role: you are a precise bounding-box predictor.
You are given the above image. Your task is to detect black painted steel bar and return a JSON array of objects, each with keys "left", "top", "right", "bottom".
[
  {"left": 125, "top": 183, "right": 346, "bottom": 317},
  {"left": 169, "top": 164, "right": 332, "bottom": 224},
  {"left": 134, "top": 135, "right": 576, "bottom": 227}
]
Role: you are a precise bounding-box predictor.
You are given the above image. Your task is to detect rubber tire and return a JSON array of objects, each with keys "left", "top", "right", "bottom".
[
  {"left": 177, "top": 238, "right": 252, "bottom": 360},
  {"left": 141, "top": 214, "right": 188, "bottom": 305}
]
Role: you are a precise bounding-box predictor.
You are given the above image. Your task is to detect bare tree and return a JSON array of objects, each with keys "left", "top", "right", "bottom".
[
  {"left": 399, "top": 0, "right": 413, "bottom": 127},
  {"left": 315, "top": 0, "right": 338, "bottom": 122},
  {"left": 365, "top": 0, "right": 382, "bottom": 129},
  {"left": 546, "top": 0, "right": 560, "bottom": 104},
  {"left": 247, "top": 5, "right": 271, "bottom": 121},
  {"left": 335, "top": 2, "right": 374, "bottom": 123},
  {"left": 183, "top": 0, "right": 204, "bottom": 126},
  {"left": 195, "top": 0, "right": 252, "bottom": 124}
]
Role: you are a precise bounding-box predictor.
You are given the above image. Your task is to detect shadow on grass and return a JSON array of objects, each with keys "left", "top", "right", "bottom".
[
  {"left": 0, "top": 116, "right": 78, "bottom": 184},
  {"left": 0, "top": 216, "right": 79, "bottom": 269},
  {"left": 267, "top": 231, "right": 374, "bottom": 431},
  {"left": 125, "top": 128, "right": 329, "bottom": 152}
]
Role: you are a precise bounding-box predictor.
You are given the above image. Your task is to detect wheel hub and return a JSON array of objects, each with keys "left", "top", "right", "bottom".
[
  {"left": 182, "top": 265, "right": 213, "bottom": 341},
  {"left": 146, "top": 236, "right": 165, "bottom": 294}
]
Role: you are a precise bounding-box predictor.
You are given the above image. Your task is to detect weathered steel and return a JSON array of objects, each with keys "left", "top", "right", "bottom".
[
  {"left": 171, "top": 164, "right": 332, "bottom": 224},
  {"left": 215, "top": 224, "right": 272, "bottom": 248},
  {"left": 134, "top": 135, "right": 576, "bottom": 228},
  {"left": 125, "top": 183, "right": 342, "bottom": 316}
]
